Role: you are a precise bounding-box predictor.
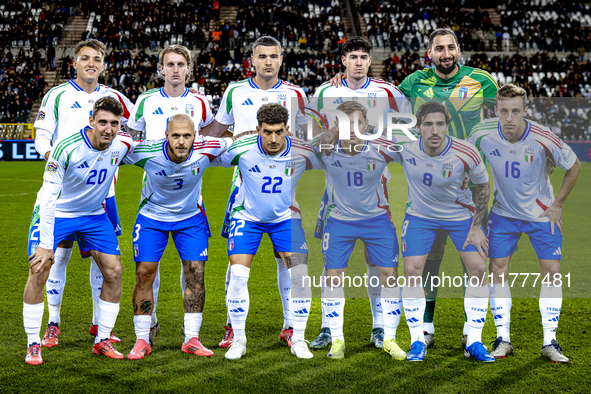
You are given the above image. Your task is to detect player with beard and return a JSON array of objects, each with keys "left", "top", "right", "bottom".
[{"left": 397, "top": 29, "right": 498, "bottom": 348}]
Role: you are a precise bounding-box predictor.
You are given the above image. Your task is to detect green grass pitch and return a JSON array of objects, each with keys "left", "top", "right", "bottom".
[{"left": 0, "top": 161, "right": 589, "bottom": 393}]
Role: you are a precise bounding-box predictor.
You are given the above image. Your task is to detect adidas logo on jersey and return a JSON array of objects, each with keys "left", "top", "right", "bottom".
[
  {"left": 330, "top": 160, "right": 343, "bottom": 167},
  {"left": 300, "top": 242, "right": 308, "bottom": 250},
  {"left": 406, "top": 158, "right": 417, "bottom": 166},
  {"left": 199, "top": 248, "right": 208, "bottom": 257},
  {"left": 293, "top": 308, "right": 308, "bottom": 315},
  {"left": 325, "top": 312, "right": 340, "bottom": 318},
  {"left": 152, "top": 107, "right": 164, "bottom": 115},
  {"left": 77, "top": 161, "right": 89, "bottom": 169},
  {"left": 155, "top": 170, "right": 168, "bottom": 176},
  {"left": 71, "top": 101, "right": 82, "bottom": 108},
  {"left": 553, "top": 247, "right": 562, "bottom": 256},
  {"left": 249, "top": 165, "right": 261, "bottom": 173},
  {"left": 490, "top": 149, "right": 501, "bottom": 157},
  {"left": 333, "top": 97, "right": 343, "bottom": 104},
  {"left": 242, "top": 98, "right": 254, "bottom": 105}
]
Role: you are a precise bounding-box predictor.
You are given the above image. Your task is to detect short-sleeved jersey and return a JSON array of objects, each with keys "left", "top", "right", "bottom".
[
  {"left": 318, "top": 138, "right": 401, "bottom": 221},
  {"left": 468, "top": 118, "right": 577, "bottom": 222},
  {"left": 219, "top": 135, "right": 322, "bottom": 223},
  {"left": 215, "top": 78, "right": 308, "bottom": 134},
  {"left": 123, "top": 136, "right": 231, "bottom": 221},
  {"left": 399, "top": 65, "right": 499, "bottom": 139},
  {"left": 393, "top": 135, "right": 489, "bottom": 221},
  {"left": 128, "top": 87, "right": 214, "bottom": 140},
  {"left": 310, "top": 78, "right": 412, "bottom": 130},
  {"left": 43, "top": 129, "right": 133, "bottom": 218},
  {"left": 34, "top": 80, "right": 134, "bottom": 141}
]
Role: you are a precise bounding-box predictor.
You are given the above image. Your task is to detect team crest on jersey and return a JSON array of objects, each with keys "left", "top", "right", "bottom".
[
  {"left": 285, "top": 161, "right": 295, "bottom": 176},
  {"left": 192, "top": 163, "right": 200, "bottom": 175},
  {"left": 111, "top": 152, "right": 119, "bottom": 166},
  {"left": 185, "top": 103, "right": 194, "bottom": 117},
  {"left": 458, "top": 86, "right": 469, "bottom": 100},
  {"left": 37, "top": 111, "right": 45, "bottom": 121},
  {"left": 401, "top": 239, "right": 406, "bottom": 252},
  {"left": 366, "top": 158, "right": 376, "bottom": 171},
  {"left": 368, "top": 93, "right": 377, "bottom": 108},
  {"left": 229, "top": 238, "right": 234, "bottom": 251},
  {"left": 442, "top": 163, "right": 453, "bottom": 178},
  {"left": 278, "top": 94, "right": 287, "bottom": 106},
  {"left": 525, "top": 148, "right": 534, "bottom": 163},
  {"left": 133, "top": 245, "right": 139, "bottom": 257}
]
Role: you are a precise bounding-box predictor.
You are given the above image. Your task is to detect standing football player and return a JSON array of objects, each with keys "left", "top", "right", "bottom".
[
  {"left": 199, "top": 36, "right": 310, "bottom": 349},
  {"left": 31, "top": 39, "right": 133, "bottom": 348},
  {"left": 468, "top": 84, "right": 581, "bottom": 362},
  {"left": 127, "top": 44, "right": 214, "bottom": 345},
  {"left": 25, "top": 97, "right": 132, "bottom": 364},
  {"left": 219, "top": 103, "right": 322, "bottom": 360}
]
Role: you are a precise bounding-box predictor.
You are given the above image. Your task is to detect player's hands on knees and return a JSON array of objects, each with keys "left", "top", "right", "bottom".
[
  {"left": 463, "top": 226, "right": 489, "bottom": 260},
  {"left": 29, "top": 247, "right": 55, "bottom": 273},
  {"left": 328, "top": 72, "right": 347, "bottom": 87},
  {"left": 539, "top": 204, "right": 562, "bottom": 235},
  {"left": 460, "top": 174, "right": 470, "bottom": 190}
]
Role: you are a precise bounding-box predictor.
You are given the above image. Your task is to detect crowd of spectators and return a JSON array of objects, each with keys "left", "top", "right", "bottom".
[
  {"left": 0, "top": 1, "right": 73, "bottom": 51},
  {"left": 0, "top": 49, "right": 47, "bottom": 122}
]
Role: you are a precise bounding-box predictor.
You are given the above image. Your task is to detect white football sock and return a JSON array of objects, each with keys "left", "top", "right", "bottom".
[
  {"left": 89, "top": 255, "right": 103, "bottom": 326},
  {"left": 464, "top": 284, "right": 489, "bottom": 347},
  {"left": 151, "top": 264, "right": 160, "bottom": 327},
  {"left": 289, "top": 264, "right": 311, "bottom": 342},
  {"left": 134, "top": 315, "right": 151, "bottom": 343},
  {"left": 23, "top": 302, "right": 44, "bottom": 346},
  {"left": 320, "top": 266, "right": 328, "bottom": 328},
  {"left": 96, "top": 299, "right": 120, "bottom": 344},
  {"left": 367, "top": 264, "right": 383, "bottom": 329},
  {"left": 381, "top": 286, "right": 402, "bottom": 341},
  {"left": 277, "top": 257, "right": 292, "bottom": 329},
  {"left": 227, "top": 264, "right": 250, "bottom": 340},
  {"left": 323, "top": 285, "right": 345, "bottom": 341},
  {"left": 402, "top": 285, "right": 425, "bottom": 344},
  {"left": 224, "top": 262, "right": 232, "bottom": 326},
  {"left": 540, "top": 284, "right": 562, "bottom": 346},
  {"left": 184, "top": 313, "right": 203, "bottom": 342},
  {"left": 46, "top": 247, "right": 72, "bottom": 325},
  {"left": 490, "top": 281, "right": 512, "bottom": 341},
  {"left": 423, "top": 322, "right": 435, "bottom": 334}
]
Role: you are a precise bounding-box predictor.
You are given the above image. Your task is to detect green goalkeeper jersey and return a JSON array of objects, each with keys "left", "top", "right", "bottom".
[{"left": 399, "top": 64, "right": 499, "bottom": 139}]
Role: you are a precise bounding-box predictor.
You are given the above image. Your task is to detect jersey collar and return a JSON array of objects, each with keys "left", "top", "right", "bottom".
[
  {"left": 249, "top": 78, "right": 283, "bottom": 90},
  {"left": 69, "top": 79, "right": 100, "bottom": 92},
  {"left": 257, "top": 135, "right": 291, "bottom": 157},
  {"left": 419, "top": 135, "right": 452, "bottom": 156},
  {"left": 341, "top": 77, "right": 371, "bottom": 90},
  {"left": 497, "top": 120, "right": 531, "bottom": 142},
  {"left": 162, "top": 140, "right": 193, "bottom": 162},
  {"left": 160, "top": 87, "right": 189, "bottom": 98}
]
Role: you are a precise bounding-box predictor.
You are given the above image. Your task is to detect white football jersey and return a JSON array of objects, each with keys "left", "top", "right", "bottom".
[
  {"left": 468, "top": 118, "right": 577, "bottom": 222},
  {"left": 319, "top": 139, "right": 400, "bottom": 221},
  {"left": 123, "top": 137, "right": 231, "bottom": 221},
  {"left": 309, "top": 78, "right": 412, "bottom": 132},
  {"left": 215, "top": 78, "right": 308, "bottom": 134},
  {"left": 39, "top": 129, "right": 133, "bottom": 248},
  {"left": 34, "top": 80, "right": 134, "bottom": 141},
  {"left": 393, "top": 135, "right": 489, "bottom": 221},
  {"left": 219, "top": 135, "right": 322, "bottom": 223},
  {"left": 127, "top": 87, "right": 214, "bottom": 140}
]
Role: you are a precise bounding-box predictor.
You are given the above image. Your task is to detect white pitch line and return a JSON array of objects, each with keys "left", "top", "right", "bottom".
[{"left": 0, "top": 192, "right": 32, "bottom": 197}]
